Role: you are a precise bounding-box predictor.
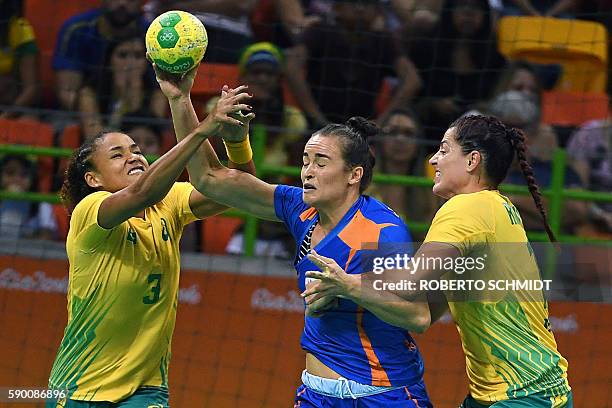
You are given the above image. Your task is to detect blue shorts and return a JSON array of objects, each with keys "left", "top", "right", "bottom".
[
  {"left": 294, "top": 371, "right": 432, "bottom": 408},
  {"left": 46, "top": 387, "right": 169, "bottom": 408}
]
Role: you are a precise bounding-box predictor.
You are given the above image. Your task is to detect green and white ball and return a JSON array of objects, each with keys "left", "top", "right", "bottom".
[{"left": 145, "top": 10, "right": 208, "bottom": 74}]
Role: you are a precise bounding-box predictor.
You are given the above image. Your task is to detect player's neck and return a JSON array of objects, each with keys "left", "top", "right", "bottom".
[{"left": 317, "top": 193, "right": 360, "bottom": 232}]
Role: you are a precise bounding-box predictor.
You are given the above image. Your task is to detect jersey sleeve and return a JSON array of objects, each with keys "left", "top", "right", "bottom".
[
  {"left": 274, "top": 184, "right": 310, "bottom": 240},
  {"left": 424, "top": 195, "right": 493, "bottom": 256},
  {"left": 161, "top": 182, "right": 198, "bottom": 228},
  {"left": 71, "top": 191, "right": 114, "bottom": 252}
]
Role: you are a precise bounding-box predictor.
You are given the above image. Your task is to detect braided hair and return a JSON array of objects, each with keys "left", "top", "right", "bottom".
[
  {"left": 314, "top": 116, "right": 377, "bottom": 193},
  {"left": 450, "top": 114, "right": 556, "bottom": 242},
  {"left": 60, "top": 132, "right": 108, "bottom": 214}
]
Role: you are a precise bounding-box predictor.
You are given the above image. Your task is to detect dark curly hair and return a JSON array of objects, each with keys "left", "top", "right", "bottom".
[
  {"left": 314, "top": 116, "right": 377, "bottom": 193},
  {"left": 60, "top": 132, "right": 108, "bottom": 214},
  {"left": 450, "top": 114, "right": 556, "bottom": 242}
]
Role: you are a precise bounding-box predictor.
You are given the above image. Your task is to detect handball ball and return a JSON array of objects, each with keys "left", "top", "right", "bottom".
[{"left": 145, "top": 10, "right": 208, "bottom": 74}]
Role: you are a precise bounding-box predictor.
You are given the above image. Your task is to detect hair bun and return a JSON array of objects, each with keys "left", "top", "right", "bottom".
[{"left": 346, "top": 116, "right": 378, "bottom": 140}]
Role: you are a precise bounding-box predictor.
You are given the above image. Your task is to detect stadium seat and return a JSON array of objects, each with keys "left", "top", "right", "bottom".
[
  {"left": 52, "top": 203, "right": 69, "bottom": 240},
  {"left": 200, "top": 215, "right": 243, "bottom": 254},
  {"left": 59, "top": 123, "right": 81, "bottom": 149},
  {"left": 498, "top": 17, "right": 608, "bottom": 92},
  {"left": 0, "top": 118, "right": 54, "bottom": 192},
  {"left": 192, "top": 63, "right": 240, "bottom": 100},
  {"left": 24, "top": 0, "right": 100, "bottom": 105},
  {"left": 541, "top": 91, "right": 609, "bottom": 126},
  {"left": 192, "top": 63, "right": 299, "bottom": 108}
]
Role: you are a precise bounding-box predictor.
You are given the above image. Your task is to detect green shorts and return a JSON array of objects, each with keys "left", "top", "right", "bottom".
[
  {"left": 460, "top": 391, "right": 573, "bottom": 408},
  {"left": 46, "top": 387, "right": 169, "bottom": 408}
]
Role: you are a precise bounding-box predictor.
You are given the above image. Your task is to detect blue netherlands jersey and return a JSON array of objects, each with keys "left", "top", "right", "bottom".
[{"left": 274, "top": 185, "right": 425, "bottom": 387}]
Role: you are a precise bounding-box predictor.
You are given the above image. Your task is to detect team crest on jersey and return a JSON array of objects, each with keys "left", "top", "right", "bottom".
[
  {"left": 127, "top": 227, "right": 137, "bottom": 244},
  {"left": 161, "top": 218, "right": 170, "bottom": 241}
]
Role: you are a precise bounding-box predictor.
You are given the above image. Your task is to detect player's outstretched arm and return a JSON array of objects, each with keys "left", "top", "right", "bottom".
[
  {"left": 156, "top": 65, "right": 279, "bottom": 221},
  {"left": 154, "top": 63, "right": 264, "bottom": 218},
  {"left": 97, "top": 96, "right": 243, "bottom": 229}
]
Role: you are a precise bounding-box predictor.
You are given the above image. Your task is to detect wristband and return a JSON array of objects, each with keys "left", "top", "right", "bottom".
[{"left": 223, "top": 138, "right": 253, "bottom": 164}]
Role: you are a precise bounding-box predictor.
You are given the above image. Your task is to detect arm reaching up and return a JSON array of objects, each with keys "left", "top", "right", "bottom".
[{"left": 154, "top": 63, "right": 259, "bottom": 217}]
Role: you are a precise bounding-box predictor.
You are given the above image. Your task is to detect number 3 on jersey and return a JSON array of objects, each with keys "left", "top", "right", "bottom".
[{"left": 143, "top": 273, "right": 162, "bottom": 304}]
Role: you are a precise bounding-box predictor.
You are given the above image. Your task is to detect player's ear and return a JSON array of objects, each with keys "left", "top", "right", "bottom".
[
  {"left": 466, "top": 151, "right": 481, "bottom": 172},
  {"left": 348, "top": 166, "right": 363, "bottom": 186},
  {"left": 84, "top": 171, "right": 102, "bottom": 189}
]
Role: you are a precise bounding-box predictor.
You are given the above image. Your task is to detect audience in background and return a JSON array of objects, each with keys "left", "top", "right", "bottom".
[
  {"left": 406, "top": 0, "right": 506, "bottom": 146},
  {"left": 0, "top": 0, "right": 608, "bottom": 249},
  {"left": 78, "top": 35, "right": 166, "bottom": 140},
  {"left": 491, "top": 61, "right": 559, "bottom": 160},
  {"left": 566, "top": 99, "right": 612, "bottom": 234},
  {"left": 251, "top": 0, "right": 324, "bottom": 48},
  {"left": 286, "top": 0, "right": 421, "bottom": 126},
  {"left": 207, "top": 42, "right": 307, "bottom": 170},
  {"left": 367, "top": 108, "right": 436, "bottom": 236},
  {"left": 0, "top": 0, "right": 39, "bottom": 118},
  {"left": 154, "top": 0, "right": 257, "bottom": 63},
  {"left": 119, "top": 110, "right": 164, "bottom": 157},
  {"left": 391, "top": 0, "right": 443, "bottom": 38},
  {"left": 499, "top": 0, "right": 577, "bottom": 18},
  {"left": 489, "top": 90, "right": 588, "bottom": 233},
  {"left": 0, "top": 155, "right": 58, "bottom": 239},
  {"left": 52, "top": 0, "right": 148, "bottom": 110},
  {"left": 207, "top": 42, "right": 306, "bottom": 258}
]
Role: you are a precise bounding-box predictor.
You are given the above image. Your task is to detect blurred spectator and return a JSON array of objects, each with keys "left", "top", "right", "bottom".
[
  {"left": 0, "top": 155, "right": 58, "bottom": 239},
  {"left": 119, "top": 110, "right": 164, "bottom": 157},
  {"left": 367, "top": 108, "right": 436, "bottom": 228},
  {"left": 500, "top": 0, "right": 577, "bottom": 17},
  {"left": 493, "top": 60, "right": 542, "bottom": 100},
  {"left": 78, "top": 36, "right": 166, "bottom": 140},
  {"left": 207, "top": 42, "right": 307, "bottom": 169},
  {"left": 53, "top": 0, "right": 148, "bottom": 110},
  {"left": 489, "top": 90, "right": 588, "bottom": 233},
  {"left": 0, "top": 0, "right": 39, "bottom": 118},
  {"left": 391, "top": 0, "right": 443, "bottom": 36},
  {"left": 286, "top": 0, "right": 421, "bottom": 126},
  {"left": 154, "top": 0, "right": 257, "bottom": 63},
  {"left": 566, "top": 100, "right": 612, "bottom": 234},
  {"left": 251, "top": 0, "right": 321, "bottom": 48},
  {"left": 207, "top": 42, "right": 306, "bottom": 258},
  {"left": 491, "top": 61, "right": 559, "bottom": 161},
  {"left": 405, "top": 0, "right": 506, "bottom": 145}
]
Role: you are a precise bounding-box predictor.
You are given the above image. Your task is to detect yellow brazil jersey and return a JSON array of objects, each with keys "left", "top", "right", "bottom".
[
  {"left": 424, "top": 190, "right": 570, "bottom": 403},
  {"left": 48, "top": 182, "right": 197, "bottom": 402},
  {"left": 0, "top": 17, "right": 38, "bottom": 75}
]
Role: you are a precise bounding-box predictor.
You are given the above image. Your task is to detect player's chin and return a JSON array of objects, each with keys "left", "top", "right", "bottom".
[{"left": 302, "top": 190, "right": 317, "bottom": 205}]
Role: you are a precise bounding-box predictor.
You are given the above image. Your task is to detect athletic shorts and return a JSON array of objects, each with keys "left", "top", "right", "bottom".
[
  {"left": 46, "top": 386, "right": 169, "bottom": 408},
  {"left": 459, "top": 391, "right": 573, "bottom": 408},
  {"left": 294, "top": 381, "right": 432, "bottom": 407}
]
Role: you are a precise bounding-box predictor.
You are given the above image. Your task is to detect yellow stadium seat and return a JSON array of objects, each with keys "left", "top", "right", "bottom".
[{"left": 498, "top": 16, "right": 608, "bottom": 92}]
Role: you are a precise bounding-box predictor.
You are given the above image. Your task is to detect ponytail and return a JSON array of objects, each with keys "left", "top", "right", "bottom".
[{"left": 507, "top": 128, "right": 557, "bottom": 242}]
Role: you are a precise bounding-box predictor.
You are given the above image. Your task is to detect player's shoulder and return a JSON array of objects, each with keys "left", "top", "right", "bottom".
[
  {"left": 362, "top": 195, "right": 411, "bottom": 240},
  {"left": 72, "top": 191, "right": 111, "bottom": 217},
  {"left": 362, "top": 195, "right": 404, "bottom": 223},
  {"left": 440, "top": 190, "right": 499, "bottom": 214}
]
